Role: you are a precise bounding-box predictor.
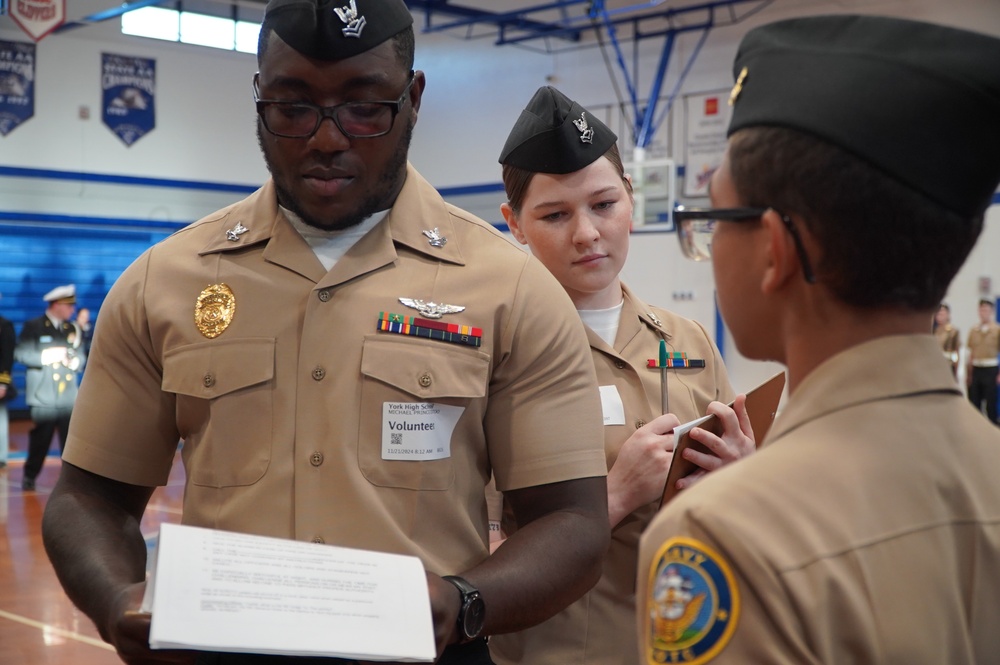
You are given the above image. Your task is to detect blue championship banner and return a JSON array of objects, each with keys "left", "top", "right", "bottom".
[
  {"left": 102, "top": 53, "right": 155, "bottom": 147},
  {"left": 0, "top": 40, "right": 35, "bottom": 136}
]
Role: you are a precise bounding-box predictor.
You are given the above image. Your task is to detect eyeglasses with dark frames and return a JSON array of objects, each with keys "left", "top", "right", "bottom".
[
  {"left": 253, "top": 71, "right": 415, "bottom": 139},
  {"left": 673, "top": 206, "right": 816, "bottom": 284}
]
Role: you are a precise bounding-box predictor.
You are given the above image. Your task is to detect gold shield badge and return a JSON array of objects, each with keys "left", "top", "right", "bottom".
[{"left": 195, "top": 283, "right": 236, "bottom": 339}]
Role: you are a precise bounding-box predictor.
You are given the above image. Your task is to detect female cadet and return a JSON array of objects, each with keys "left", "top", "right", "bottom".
[
  {"left": 487, "top": 87, "right": 755, "bottom": 665},
  {"left": 933, "top": 303, "right": 960, "bottom": 377}
]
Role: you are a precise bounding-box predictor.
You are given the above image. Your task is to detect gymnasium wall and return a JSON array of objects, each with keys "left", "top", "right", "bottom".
[{"left": 1, "top": 0, "right": 998, "bottom": 408}]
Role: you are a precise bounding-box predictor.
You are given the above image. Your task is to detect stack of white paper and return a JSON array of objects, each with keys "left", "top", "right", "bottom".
[{"left": 141, "top": 523, "right": 435, "bottom": 662}]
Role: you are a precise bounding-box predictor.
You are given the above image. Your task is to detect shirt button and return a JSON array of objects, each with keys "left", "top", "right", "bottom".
[
  {"left": 312, "top": 366, "right": 326, "bottom": 381},
  {"left": 310, "top": 451, "right": 324, "bottom": 467},
  {"left": 615, "top": 360, "right": 626, "bottom": 369},
  {"left": 419, "top": 373, "right": 432, "bottom": 388},
  {"left": 203, "top": 373, "right": 215, "bottom": 388},
  {"left": 311, "top": 536, "right": 325, "bottom": 544},
  {"left": 318, "top": 289, "right": 331, "bottom": 302},
  {"left": 635, "top": 420, "right": 646, "bottom": 429}
]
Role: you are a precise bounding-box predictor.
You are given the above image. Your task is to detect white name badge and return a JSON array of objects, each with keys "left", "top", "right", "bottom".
[
  {"left": 599, "top": 385, "right": 625, "bottom": 426},
  {"left": 382, "top": 402, "right": 464, "bottom": 461}
]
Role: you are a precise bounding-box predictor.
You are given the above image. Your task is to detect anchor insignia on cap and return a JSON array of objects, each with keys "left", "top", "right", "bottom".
[
  {"left": 226, "top": 222, "right": 248, "bottom": 242},
  {"left": 399, "top": 298, "right": 465, "bottom": 319},
  {"left": 334, "top": 0, "right": 366, "bottom": 39},
  {"left": 573, "top": 112, "right": 595, "bottom": 144},
  {"left": 422, "top": 228, "right": 448, "bottom": 248}
]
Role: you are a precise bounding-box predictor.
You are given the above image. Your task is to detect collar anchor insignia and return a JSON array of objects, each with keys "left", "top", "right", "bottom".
[
  {"left": 399, "top": 297, "right": 465, "bottom": 319},
  {"left": 422, "top": 228, "right": 448, "bottom": 248},
  {"left": 334, "top": 0, "right": 366, "bottom": 38},
  {"left": 226, "top": 222, "right": 248, "bottom": 242}
]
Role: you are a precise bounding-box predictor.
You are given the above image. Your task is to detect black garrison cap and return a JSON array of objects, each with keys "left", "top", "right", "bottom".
[
  {"left": 261, "top": 0, "right": 413, "bottom": 61},
  {"left": 499, "top": 86, "right": 618, "bottom": 174},
  {"left": 728, "top": 15, "right": 1000, "bottom": 218}
]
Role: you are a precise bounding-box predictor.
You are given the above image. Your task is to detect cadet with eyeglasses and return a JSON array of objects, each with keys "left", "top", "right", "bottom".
[
  {"left": 41, "top": 2, "right": 611, "bottom": 663},
  {"left": 640, "top": 14, "right": 1000, "bottom": 663}
]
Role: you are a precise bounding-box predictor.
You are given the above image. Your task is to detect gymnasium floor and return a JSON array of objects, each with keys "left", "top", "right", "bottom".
[{"left": 0, "top": 419, "right": 184, "bottom": 664}]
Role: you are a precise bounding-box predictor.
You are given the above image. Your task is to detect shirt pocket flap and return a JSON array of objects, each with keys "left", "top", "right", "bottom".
[
  {"left": 162, "top": 338, "right": 275, "bottom": 398},
  {"left": 360, "top": 336, "right": 489, "bottom": 400}
]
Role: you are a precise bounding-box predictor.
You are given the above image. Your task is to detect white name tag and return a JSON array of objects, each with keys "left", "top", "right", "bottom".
[
  {"left": 382, "top": 402, "right": 464, "bottom": 461},
  {"left": 599, "top": 385, "right": 625, "bottom": 426}
]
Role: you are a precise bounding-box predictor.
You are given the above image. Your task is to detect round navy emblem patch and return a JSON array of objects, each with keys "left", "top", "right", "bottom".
[{"left": 643, "top": 536, "right": 739, "bottom": 663}]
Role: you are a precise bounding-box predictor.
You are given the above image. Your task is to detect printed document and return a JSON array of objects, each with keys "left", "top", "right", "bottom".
[{"left": 141, "top": 523, "right": 436, "bottom": 661}]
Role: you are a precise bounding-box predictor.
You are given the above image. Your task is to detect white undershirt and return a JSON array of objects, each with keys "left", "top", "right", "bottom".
[
  {"left": 282, "top": 206, "right": 388, "bottom": 272},
  {"left": 578, "top": 300, "right": 625, "bottom": 346}
]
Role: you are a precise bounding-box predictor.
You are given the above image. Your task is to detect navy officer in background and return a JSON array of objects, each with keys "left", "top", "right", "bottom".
[
  {"left": 41, "top": 1, "right": 610, "bottom": 664},
  {"left": 15, "top": 284, "right": 85, "bottom": 491},
  {"left": 640, "top": 14, "right": 1000, "bottom": 663}
]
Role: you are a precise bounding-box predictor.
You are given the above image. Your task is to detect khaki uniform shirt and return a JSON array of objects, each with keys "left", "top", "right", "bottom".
[
  {"left": 967, "top": 321, "right": 1000, "bottom": 364},
  {"left": 492, "top": 284, "right": 733, "bottom": 665},
  {"left": 64, "top": 164, "right": 607, "bottom": 575},
  {"left": 933, "top": 323, "right": 960, "bottom": 363},
  {"left": 637, "top": 335, "right": 1000, "bottom": 663}
]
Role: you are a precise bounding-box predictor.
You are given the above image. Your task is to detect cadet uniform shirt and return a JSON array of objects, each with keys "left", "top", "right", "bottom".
[
  {"left": 637, "top": 335, "right": 1000, "bottom": 664},
  {"left": 492, "top": 283, "right": 734, "bottom": 665},
  {"left": 967, "top": 321, "right": 1000, "bottom": 364},
  {"left": 933, "top": 323, "right": 960, "bottom": 361},
  {"left": 63, "top": 164, "right": 607, "bottom": 576}
]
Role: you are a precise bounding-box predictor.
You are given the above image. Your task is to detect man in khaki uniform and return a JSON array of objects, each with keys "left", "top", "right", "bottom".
[
  {"left": 966, "top": 298, "right": 1000, "bottom": 423},
  {"left": 41, "top": 2, "right": 610, "bottom": 664},
  {"left": 640, "top": 15, "right": 1000, "bottom": 663}
]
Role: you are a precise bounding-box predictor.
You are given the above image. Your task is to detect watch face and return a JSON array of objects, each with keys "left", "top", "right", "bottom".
[{"left": 463, "top": 595, "right": 486, "bottom": 639}]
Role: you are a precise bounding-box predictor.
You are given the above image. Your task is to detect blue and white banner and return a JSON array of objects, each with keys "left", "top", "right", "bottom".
[
  {"left": 102, "top": 53, "right": 155, "bottom": 147},
  {"left": 0, "top": 40, "right": 35, "bottom": 137}
]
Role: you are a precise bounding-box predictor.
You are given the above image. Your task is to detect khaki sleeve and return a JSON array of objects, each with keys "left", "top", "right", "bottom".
[{"left": 486, "top": 255, "right": 607, "bottom": 492}]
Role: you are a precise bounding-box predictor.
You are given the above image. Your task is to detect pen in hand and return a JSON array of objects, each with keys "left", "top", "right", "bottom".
[{"left": 659, "top": 339, "right": 669, "bottom": 415}]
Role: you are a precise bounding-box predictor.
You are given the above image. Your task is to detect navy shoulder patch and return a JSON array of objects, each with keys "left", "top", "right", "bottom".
[{"left": 643, "top": 536, "right": 739, "bottom": 664}]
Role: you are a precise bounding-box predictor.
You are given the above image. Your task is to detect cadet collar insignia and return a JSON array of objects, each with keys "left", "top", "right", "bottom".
[
  {"left": 648, "top": 311, "right": 663, "bottom": 327},
  {"left": 195, "top": 284, "right": 236, "bottom": 339},
  {"left": 226, "top": 222, "right": 248, "bottom": 242},
  {"left": 334, "top": 0, "right": 366, "bottom": 39},
  {"left": 378, "top": 311, "right": 482, "bottom": 348},
  {"left": 422, "top": 228, "right": 448, "bottom": 248},
  {"left": 643, "top": 537, "right": 739, "bottom": 664},
  {"left": 572, "top": 111, "right": 595, "bottom": 144},
  {"left": 729, "top": 66, "right": 748, "bottom": 106},
  {"left": 399, "top": 297, "right": 465, "bottom": 319},
  {"left": 648, "top": 351, "right": 706, "bottom": 369}
]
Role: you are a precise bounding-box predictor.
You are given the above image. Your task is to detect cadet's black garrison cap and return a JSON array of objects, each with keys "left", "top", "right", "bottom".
[
  {"left": 261, "top": 0, "right": 413, "bottom": 61},
  {"left": 728, "top": 15, "right": 1000, "bottom": 218},
  {"left": 499, "top": 86, "right": 618, "bottom": 174}
]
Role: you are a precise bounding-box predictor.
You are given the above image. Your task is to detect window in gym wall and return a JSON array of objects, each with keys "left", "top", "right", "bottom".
[
  {"left": 122, "top": 6, "right": 260, "bottom": 55},
  {"left": 181, "top": 12, "right": 236, "bottom": 49},
  {"left": 122, "top": 6, "right": 180, "bottom": 42}
]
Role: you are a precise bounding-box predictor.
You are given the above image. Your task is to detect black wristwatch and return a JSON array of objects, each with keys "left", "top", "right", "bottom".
[{"left": 442, "top": 575, "right": 486, "bottom": 643}]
